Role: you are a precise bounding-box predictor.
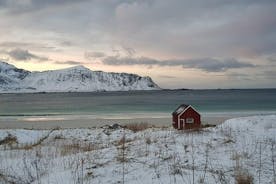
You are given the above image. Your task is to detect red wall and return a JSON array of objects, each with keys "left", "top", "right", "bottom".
[{"left": 173, "top": 107, "right": 201, "bottom": 129}]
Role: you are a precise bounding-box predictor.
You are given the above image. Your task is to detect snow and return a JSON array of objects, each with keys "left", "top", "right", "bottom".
[
  {"left": 0, "top": 61, "right": 30, "bottom": 90},
  {"left": 0, "top": 115, "right": 275, "bottom": 183},
  {"left": 0, "top": 61, "right": 160, "bottom": 93},
  {"left": 0, "top": 61, "right": 15, "bottom": 71},
  {"left": 0, "top": 129, "right": 49, "bottom": 144},
  {"left": 176, "top": 106, "right": 185, "bottom": 114}
]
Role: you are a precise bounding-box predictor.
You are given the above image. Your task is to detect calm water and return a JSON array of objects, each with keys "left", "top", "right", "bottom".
[{"left": 0, "top": 89, "right": 276, "bottom": 118}]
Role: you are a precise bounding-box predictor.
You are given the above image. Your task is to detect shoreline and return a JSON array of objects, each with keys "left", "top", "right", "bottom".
[{"left": 0, "top": 115, "right": 233, "bottom": 129}]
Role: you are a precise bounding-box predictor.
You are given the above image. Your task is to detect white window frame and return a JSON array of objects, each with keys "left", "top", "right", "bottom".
[
  {"left": 178, "top": 119, "right": 185, "bottom": 129},
  {"left": 186, "top": 118, "right": 194, "bottom": 124}
]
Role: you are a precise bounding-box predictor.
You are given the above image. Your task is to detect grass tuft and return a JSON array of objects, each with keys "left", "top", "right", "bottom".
[
  {"left": 125, "top": 122, "right": 152, "bottom": 132},
  {"left": 0, "top": 134, "right": 18, "bottom": 146},
  {"left": 235, "top": 172, "right": 254, "bottom": 184},
  {"left": 60, "top": 142, "right": 97, "bottom": 156}
]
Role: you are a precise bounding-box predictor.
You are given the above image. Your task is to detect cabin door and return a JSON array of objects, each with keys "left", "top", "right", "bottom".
[{"left": 180, "top": 119, "right": 185, "bottom": 129}]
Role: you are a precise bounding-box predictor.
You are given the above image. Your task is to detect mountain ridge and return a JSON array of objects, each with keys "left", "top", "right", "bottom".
[{"left": 0, "top": 61, "right": 160, "bottom": 93}]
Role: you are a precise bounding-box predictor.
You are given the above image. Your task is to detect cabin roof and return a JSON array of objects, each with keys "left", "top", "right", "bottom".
[{"left": 172, "top": 104, "right": 190, "bottom": 116}]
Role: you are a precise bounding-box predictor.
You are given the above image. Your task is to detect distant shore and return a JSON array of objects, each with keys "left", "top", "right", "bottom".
[{"left": 0, "top": 115, "right": 233, "bottom": 129}]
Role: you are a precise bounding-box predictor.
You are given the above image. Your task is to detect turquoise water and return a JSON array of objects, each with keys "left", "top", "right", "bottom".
[{"left": 0, "top": 89, "right": 276, "bottom": 118}]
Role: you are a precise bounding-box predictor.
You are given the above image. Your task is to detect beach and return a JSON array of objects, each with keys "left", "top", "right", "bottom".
[{"left": 0, "top": 115, "right": 232, "bottom": 129}]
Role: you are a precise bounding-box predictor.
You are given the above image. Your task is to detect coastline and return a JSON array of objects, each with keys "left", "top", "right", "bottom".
[{"left": 0, "top": 115, "right": 232, "bottom": 129}]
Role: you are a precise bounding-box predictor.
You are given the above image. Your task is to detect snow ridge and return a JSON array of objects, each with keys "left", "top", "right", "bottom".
[{"left": 0, "top": 61, "right": 160, "bottom": 93}]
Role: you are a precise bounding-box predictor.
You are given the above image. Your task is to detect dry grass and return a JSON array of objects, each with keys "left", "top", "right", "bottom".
[
  {"left": 201, "top": 124, "right": 216, "bottom": 128},
  {"left": 60, "top": 142, "right": 97, "bottom": 156},
  {"left": 235, "top": 172, "right": 254, "bottom": 184},
  {"left": 233, "top": 153, "right": 254, "bottom": 184},
  {"left": 125, "top": 122, "right": 152, "bottom": 132},
  {"left": 0, "top": 134, "right": 18, "bottom": 146},
  {"left": 20, "top": 131, "right": 55, "bottom": 150},
  {"left": 145, "top": 137, "right": 151, "bottom": 145},
  {"left": 116, "top": 154, "right": 129, "bottom": 163},
  {"left": 177, "top": 127, "right": 205, "bottom": 134},
  {"left": 116, "top": 136, "right": 133, "bottom": 147},
  {"left": 223, "top": 138, "right": 235, "bottom": 144},
  {"left": 176, "top": 124, "right": 215, "bottom": 133},
  {"left": 117, "top": 136, "right": 126, "bottom": 146},
  {"left": 53, "top": 134, "right": 65, "bottom": 140}
]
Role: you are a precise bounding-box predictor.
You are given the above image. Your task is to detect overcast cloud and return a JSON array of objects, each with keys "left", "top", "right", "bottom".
[
  {"left": 0, "top": 0, "right": 275, "bottom": 88},
  {"left": 84, "top": 51, "right": 106, "bottom": 59},
  {"left": 103, "top": 56, "right": 255, "bottom": 72},
  {"left": 55, "top": 60, "right": 83, "bottom": 65},
  {"left": 7, "top": 48, "right": 48, "bottom": 61}
]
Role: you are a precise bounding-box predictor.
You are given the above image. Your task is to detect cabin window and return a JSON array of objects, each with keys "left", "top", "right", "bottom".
[{"left": 186, "top": 118, "right": 194, "bottom": 124}]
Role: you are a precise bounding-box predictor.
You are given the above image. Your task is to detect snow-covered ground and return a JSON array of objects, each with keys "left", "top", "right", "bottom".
[{"left": 0, "top": 115, "right": 275, "bottom": 184}]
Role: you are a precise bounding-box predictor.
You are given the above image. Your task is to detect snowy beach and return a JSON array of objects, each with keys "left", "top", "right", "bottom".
[
  {"left": 0, "top": 115, "right": 275, "bottom": 184},
  {"left": 0, "top": 115, "right": 231, "bottom": 129}
]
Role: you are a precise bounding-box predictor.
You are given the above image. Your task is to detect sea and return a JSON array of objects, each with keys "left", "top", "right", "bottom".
[{"left": 0, "top": 89, "right": 276, "bottom": 121}]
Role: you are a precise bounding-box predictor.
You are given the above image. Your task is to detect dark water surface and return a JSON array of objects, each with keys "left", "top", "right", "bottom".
[{"left": 0, "top": 89, "right": 276, "bottom": 118}]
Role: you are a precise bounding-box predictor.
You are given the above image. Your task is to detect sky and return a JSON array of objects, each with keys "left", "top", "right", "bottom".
[{"left": 0, "top": 0, "right": 276, "bottom": 89}]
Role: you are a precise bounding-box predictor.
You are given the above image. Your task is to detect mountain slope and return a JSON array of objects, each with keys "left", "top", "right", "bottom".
[
  {"left": 0, "top": 61, "right": 160, "bottom": 93},
  {"left": 0, "top": 62, "right": 30, "bottom": 90}
]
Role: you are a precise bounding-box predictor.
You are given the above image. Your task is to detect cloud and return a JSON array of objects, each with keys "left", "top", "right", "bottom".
[
  {"left": 176, "top": 58, "right": 255, "bottom": 72},
  {"left": 0, "top": 42, "right": 57, "bottom": 51},
  {"left": 226, "top": 72, "right": 253, "bottom": 81},
  {"left": 102, "top": 56, "right": 255, "bottom": 72},
  {"left": 225, "top": 70, "right": 276, "bottom": 81},
  {"left": 59, "top": 41, "right": 73, "bottom": 47},
  {"left": 31, "top": 0, "right": 88, "bottom": 7},
  {"left": 55, "top": 60, "right": 83, "bottom": 65},
  {"left": 103, "top": 56, "right": 158, "bottom": 65},
  {"left": 0, "top": 0, "right": 275, "bottom": 88},
  {"left": 111, "top": 0, "right": 276, "bottom": 59},
  {"left": 262, "top": 70, "right": 276, "bottom": 78},
  {"left": 122, "top": 46, "right": 136, "bottom": 56},
  {"left": 0, "top": 0, "right": 89, "bottom": 13},
  {"left": 0, "top": 42, "right": 34, "bottom": 48},
  {"left": 158, "top": 75, "right": 177, "bottom": 79},
  {"left": 84, "top": 51, "right": 106, "bottom": 59},
  {"left": 267, "top": 55, "right": 276, "bottom": 62},
  {"left": 1, "top": 0, "right": 275, "bottom": 60},
  {"left": 0, "top": 0, "right": 7, "bottom": 6},
  {"left": 7, "top": 48, "right": 48, "bottom": 61}
]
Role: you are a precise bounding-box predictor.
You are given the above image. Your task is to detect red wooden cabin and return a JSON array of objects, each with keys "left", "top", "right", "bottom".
[{"left": 172, "top": 104, "right": 201, "bottom": 129}]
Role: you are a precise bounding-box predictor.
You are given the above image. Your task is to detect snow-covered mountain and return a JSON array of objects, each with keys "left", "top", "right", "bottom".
[{"left": 0, "top": 61, "right": 160, "bottom": 93}]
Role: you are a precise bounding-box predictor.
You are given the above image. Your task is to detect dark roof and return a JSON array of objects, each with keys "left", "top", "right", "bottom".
[{"left": 172, "top": 104, "right": 189, "bottom": 116}]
